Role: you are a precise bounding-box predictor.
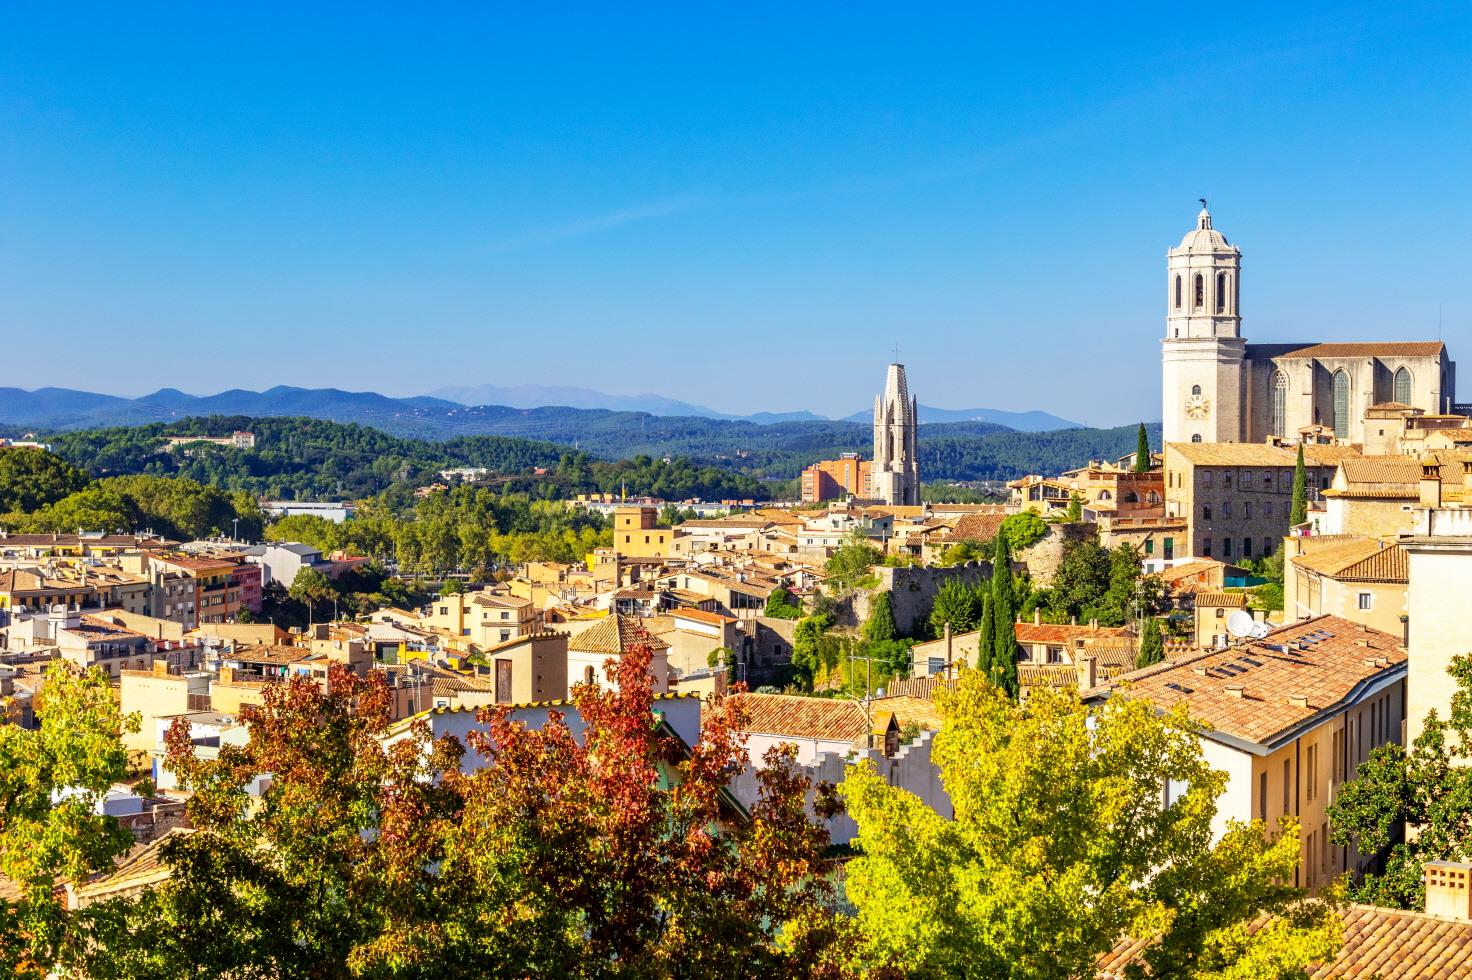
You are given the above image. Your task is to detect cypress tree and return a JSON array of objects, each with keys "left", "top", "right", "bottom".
[
  {"left": 1289, "top": 444, "right": 1308, "bottom": 526},
  {"left": 990, "top": 532, "right": 1018, "bottom": 698},
  {"left": 1134, "top": 423, "right": 1151, "bottom": 472},
  {"left": 1065, "top": 492, "right": 1082, "bottom": 523},
  {"left": 976, "top": 592, "right": 993, "bottom": 672},
  {"left": 1135, "top": 617, "right": 1164, "bottom": 669}
]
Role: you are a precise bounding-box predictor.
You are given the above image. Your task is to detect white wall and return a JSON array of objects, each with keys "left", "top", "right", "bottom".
[{"left": 1197, "top": 735, "right": 1256, "bottom": 842}]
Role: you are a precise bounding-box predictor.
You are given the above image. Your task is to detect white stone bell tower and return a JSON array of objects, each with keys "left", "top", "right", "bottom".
[{"left": 1161, "top": 202, "right": 1245, "bottom": 444}]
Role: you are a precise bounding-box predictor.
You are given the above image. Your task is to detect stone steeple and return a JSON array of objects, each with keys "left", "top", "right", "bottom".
[{"left": 870, "top": 363, "right": 920, "bottom": 506}]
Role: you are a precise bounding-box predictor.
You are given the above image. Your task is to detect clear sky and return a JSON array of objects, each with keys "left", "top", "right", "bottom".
[{"left": 2, "top": 3, "right": 1469, "bottom": 426}]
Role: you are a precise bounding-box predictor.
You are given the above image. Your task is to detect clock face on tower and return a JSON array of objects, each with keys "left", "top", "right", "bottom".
[{"left": 1185, "top": 394, "right": 1211, "bottom": 420}]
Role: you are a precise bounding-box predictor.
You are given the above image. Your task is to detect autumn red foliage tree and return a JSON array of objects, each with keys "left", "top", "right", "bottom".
[
  {"left": 79, "top": 640, "right": 853, "bottom": 978},
  {"left": 438, "top": 638, "right": 854, "bottom": 976}
]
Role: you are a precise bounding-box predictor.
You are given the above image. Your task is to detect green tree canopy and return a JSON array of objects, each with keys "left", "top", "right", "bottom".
[
  {"left": 764, "top": 587, "right": 803, "bottom": 619},
  {"left": 928, "top": 577, "right": 981, "bottom": 638},
  {"left": 0, "top": 668, "right": 140, "bottom": 976},
  {"left": 1330, "top": 653, "right": 1472, "bottom": 909},
  {"left": 841, "top": 672, "right": 1342, "bottom": 978},
  {"left": 825, "top": 531, "right": 884, "bottom": 591},
  {"left": 999, "top": 511, "right": 1048, "bottom": 552},
  {"left": 0, "top": 447, "right": 89, "bottom": 515}
]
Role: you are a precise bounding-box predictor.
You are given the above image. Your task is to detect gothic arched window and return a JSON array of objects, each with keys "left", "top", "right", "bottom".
[
  {"left": 1174, "top": 275, "right": 1182, "bottom": 309},
  {"left": 1394, "top": 367, "right": 1412, "bottom": 405},
  {"left": 1271, "top": 371, "right": 1288, "bottom": 437},
  {"left": 1191, "top": 384, "right": 1202, "bottom": 396},
  {"left": 1194, "top": 274, "right": 1204, "bottom": 309},
  {"left": 1332, "top": 370, "right": 1351, "bottom": 438},
  {"left": 1216, "top": 273, "right": 1226, "bottom": 313}
]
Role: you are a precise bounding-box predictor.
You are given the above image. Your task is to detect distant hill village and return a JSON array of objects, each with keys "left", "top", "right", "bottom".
[{"left": 5, "top": 205, "right": 1472, "bottom": 975}]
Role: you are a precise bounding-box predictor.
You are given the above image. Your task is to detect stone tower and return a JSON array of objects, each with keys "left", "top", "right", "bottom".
[
  {"left": 1161, "top": 203, "right": 1245, "bottom": 444},
  {"left": 870, "top": 363, "right": 920, "bottom": 506}
]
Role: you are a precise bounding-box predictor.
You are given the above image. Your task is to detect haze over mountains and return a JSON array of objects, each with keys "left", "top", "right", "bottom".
[
  {"left": 0, "top": 384, "right": 1085, "bottom": 436},
  {"left": 429, "top": 383, "right": 1083, "bottom": 430}
]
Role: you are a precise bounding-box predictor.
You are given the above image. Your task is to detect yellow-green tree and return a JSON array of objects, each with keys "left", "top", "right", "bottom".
[
  {"left": 0, "top": 668, "right": 140, "bottom": 977},
  {"left": 840, "top": 672, "right": 1342, "bottom": 978}
]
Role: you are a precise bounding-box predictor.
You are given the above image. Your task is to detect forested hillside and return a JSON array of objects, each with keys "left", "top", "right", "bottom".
[{"left": 24, "top": 415, "right": 1161, "bottom": 502}]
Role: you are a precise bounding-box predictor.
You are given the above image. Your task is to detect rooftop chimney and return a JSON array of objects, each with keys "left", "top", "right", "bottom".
[
  {"left": 1225, "top": 685, "right": 1245, "bottom": 699},
  {"left": 1425, "top": 862, "right": 1472, "bottom": 921},
  {"left": 1033, "top": 609, "right": 1041, "bottom": 626},
  {"left": 1076, "top": 655, "right": 1096, "bottom": 691},
  {"left": 1420, "top": 463, "right": 1443, "bottom": 508}
]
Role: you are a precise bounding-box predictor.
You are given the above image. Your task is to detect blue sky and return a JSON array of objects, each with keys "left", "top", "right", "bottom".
[{"left": 2, "top": 3, "right": 1469, "bottom": 426}]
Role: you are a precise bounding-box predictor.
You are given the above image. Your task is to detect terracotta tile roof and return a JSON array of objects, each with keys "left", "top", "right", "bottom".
[
  {"left": 1195, "top": 591, "right": 1249, "bottom": 608},
  {"left": 883, "top": 675, "right": 958, "bottom": 700},
  {"left": 70, "top": 828, "right": 194, "bottom": 903},
  {"left": 1015, "top": 622, "right": 1132, "bottom": 646},
  {"left": 869, "top": 694, "right": 945, "bottom": 730},
  {"left": 1092, "top": 615, "right": 1405, "bottom": 749},
  {"left": 1293, "top": 538, "right": 1408, "bottom": 583},
  {"left": 1270, "top": 341, "right": 1446, "bottom": 360},
  {"left": 671, "top": 607, "right": 737, "bottom": 627},
  {"left": 951, "top": 513, "right": 1007, "bottom": 542},
  {"left": 1019, "top": 664, "right": 1081, "bottom": 689},
  {"left": 1158, "top": 559, "right": 1228, "bottom": 583},
  {"left": 1338, "top": 456, "right": 1423, "bottom": 485},
  {"left": 567, "top": 614, "right": 670, "bottom": 654},
  {"left": 469, "top": 591, "right": 532, "bottom": 609},
  {"left": 1167, "top": 443, "right": 1361, "bottom": 468},
  {"left": 726, "top": 693, "right": 868, "bottom": 742},
  {"left": 1098, "top": 901, "right": 1472, "bottom": 979}
]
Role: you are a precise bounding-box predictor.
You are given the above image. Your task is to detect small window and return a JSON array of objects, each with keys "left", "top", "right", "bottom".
[
  {"left": 1144, "top": 539, "right": 1154, "bottom": 555},
  {"left": 584, "top": 665, "right": 595, "bottom": 685},
  {"left": 1202, "top": 537, "right": 1212, "bottom": 556},
  {"left": 1191, "top": 384, "right": 1202, "bottom": 396},
  {"left": 1216, "top": 272, "right": 1227, "bottom": 313},
  {"left": 1194, "top": 274, "right": 1204, "bottom": 309},
  {"left": 1242, "top": 538, "right": 1252, "bottom": 557},
  {"left": 1174, "top": 275, "right": 1182, "bottom": 309},
  {"left": 1222, "top": 538, "right": 1232, "bottom": 557},
  {"left": 1358, "top": 592, "right": 1373, "bottom": 610},
  {"left": 1202, "top": 504, "right": 1212, "bottom": 519},
  {"left": 1191, "top": 434, "right": 1203, "bottom": 443}
]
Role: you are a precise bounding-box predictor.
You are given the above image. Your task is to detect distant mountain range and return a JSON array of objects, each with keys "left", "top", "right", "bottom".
[{"left": 428, "top": 383, "right": 1081, "bottom": 431}]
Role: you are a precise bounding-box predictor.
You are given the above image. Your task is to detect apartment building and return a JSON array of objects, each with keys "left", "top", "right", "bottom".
[
  {"left": 1087, "top": 615, "right": 1407, "bottom": 889},
  {"left": 1163, "top": 442, "right": 1357, "bottom": 560},
  {"left": 800, "top": 453, "right": 872, "bottom": 503},
  {"left": 1283, "top": 536, "right": 1408, "bottom": 636}
]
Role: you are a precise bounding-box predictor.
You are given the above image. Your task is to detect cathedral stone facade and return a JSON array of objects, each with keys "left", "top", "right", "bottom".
[
  {"left": 870, "top": 363, "right": 920, "bottom": 506},
  {"left": 1161, "top": 206, "right": 1455, "bottom": 446}
]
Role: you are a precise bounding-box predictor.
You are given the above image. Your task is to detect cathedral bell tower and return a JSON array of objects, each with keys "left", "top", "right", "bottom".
[
  {"left": 870, "top": 363, "right": 920, "bottom": 506},
  {"left": 1161, "top": 202, "right": 1245, "bottom": 444}
]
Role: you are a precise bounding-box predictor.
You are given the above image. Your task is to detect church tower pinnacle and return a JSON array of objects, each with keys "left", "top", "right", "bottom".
[
  {"left": 870, "top": 363, "right": 920, "bottom": 506},
  {"left": 1161, "top": 202, "right": 1246, "bottom": 444}
]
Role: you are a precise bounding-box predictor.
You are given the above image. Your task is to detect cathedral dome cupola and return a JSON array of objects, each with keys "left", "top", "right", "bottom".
[{"left": 1177, "top": 201, "right": 1233, "bottom": 252}]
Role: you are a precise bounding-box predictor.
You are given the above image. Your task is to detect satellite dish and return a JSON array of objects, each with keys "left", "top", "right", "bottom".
[{"left": 1226, "top": 611, "right": 1257, "bottom": 638}]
